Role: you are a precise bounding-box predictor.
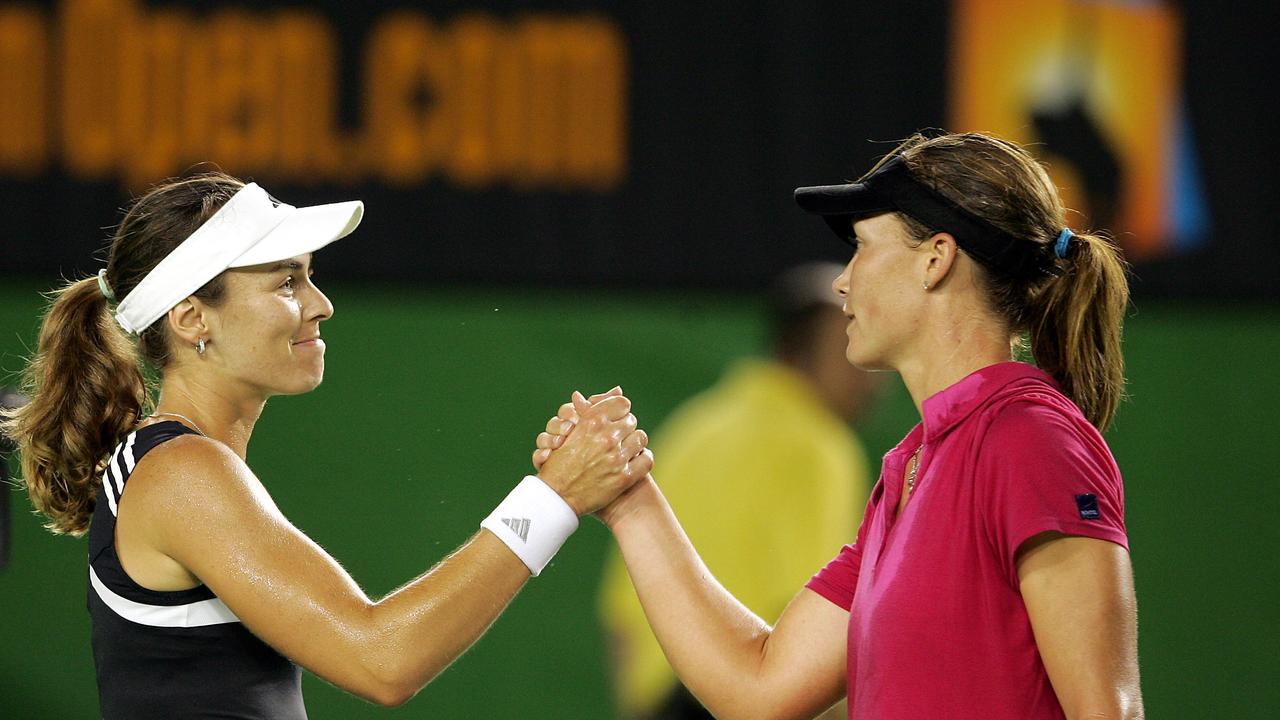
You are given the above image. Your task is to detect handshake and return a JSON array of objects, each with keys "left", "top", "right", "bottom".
[{"left": 530, "top": 386, "right": 653, "bottom": 521}]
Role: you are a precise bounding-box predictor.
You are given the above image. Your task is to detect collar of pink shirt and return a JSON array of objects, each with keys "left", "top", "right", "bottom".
[{"left": 894, "top": 361, "right": 1061, "bottom": 454}]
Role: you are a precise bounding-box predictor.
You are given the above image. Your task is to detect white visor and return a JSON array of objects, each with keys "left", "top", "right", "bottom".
[{"left": 113, "top": 183, "right": 363, "bottom": 334}]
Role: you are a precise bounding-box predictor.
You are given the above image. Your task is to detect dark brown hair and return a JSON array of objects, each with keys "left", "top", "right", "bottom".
[
  {"left": 1, "top": 172, "right": 243, "bottom": 535},
  {"left": 880, "top": 132, "right": 1129, "bottom": 431}
]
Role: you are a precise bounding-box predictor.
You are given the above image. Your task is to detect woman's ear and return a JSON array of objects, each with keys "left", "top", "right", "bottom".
[
  {"left": 166, "top": 297, "right": 211, "bottom": 348},
  {"left": 922, "top": 232, "right": 959, "bottom": 290}
]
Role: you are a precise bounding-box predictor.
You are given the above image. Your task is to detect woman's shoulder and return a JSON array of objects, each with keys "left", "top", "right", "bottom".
[
  {"left": 115, "top": 429, "right": 279, "bottom": 576},
  {"left": 125, "top": 430, "right": 260, "bottom": 514},
  {"left": 134, "top": 421, "right": 238, "bottom": 466},
  {"left": 979, "top": 371, "right": 1099, "bottom": 439},
  {"left": 977, "top": 389, "right": 1118, "bottom": 482}
]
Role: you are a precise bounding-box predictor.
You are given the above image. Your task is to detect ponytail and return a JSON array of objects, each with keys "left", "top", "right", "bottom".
[
  {"left": 1, "top": 277, "right": 148, "bottom": 536},
  {"left": 1027, "top": 232, "right": 1129, "bottom": 432},
  {"left": 1, "top": 171, "right": 243, "bottom": 536}
]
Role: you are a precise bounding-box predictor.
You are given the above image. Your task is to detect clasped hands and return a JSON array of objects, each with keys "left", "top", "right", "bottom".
[{"left": 531, "top": 387, "right": 652, "bottom": 519}]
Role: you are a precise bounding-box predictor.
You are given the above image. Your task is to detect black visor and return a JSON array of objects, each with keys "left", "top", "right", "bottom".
[{"left": 794, "top": 156, "right": 1049, "bottom": 278}]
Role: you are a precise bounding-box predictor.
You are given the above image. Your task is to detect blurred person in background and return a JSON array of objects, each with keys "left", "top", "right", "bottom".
[
  {"left": 538, "top": 132, "right": 1142, "bottom": 719},
  {"left": 596, "top": 262, "right": 882, "bottom": 719},
  {"left": 0, "top": 172, "right": 652, "bottom": 718}
]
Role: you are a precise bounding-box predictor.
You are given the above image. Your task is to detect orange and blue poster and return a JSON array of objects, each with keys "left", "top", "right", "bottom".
[{"left": 950, "top": 0, "right": 1208, "bottom": 259}]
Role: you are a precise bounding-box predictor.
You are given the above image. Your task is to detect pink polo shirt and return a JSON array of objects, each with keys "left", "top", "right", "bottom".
[{"left": 806, "top": 362, "right": 1127, "bottom": 719}]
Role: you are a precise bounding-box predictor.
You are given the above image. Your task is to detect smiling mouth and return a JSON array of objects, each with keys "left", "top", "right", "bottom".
[{"left": 292, "top": 338, "right": 323, "bottom": 346}]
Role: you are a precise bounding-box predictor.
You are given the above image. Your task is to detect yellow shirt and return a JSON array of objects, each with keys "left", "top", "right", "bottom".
[{"left": 598, "top": 359, "right": 871, "bottom": 715}]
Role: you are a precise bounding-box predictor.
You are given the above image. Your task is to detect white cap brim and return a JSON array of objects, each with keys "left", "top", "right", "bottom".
[
  {"left": 229, "top": 200, "right": 364, "bottom": 268},
  {"left": 113, "top": 184, "right": 365, "bottom": 335}
]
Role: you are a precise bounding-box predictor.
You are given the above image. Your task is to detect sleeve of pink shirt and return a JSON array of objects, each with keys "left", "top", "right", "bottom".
[
  {"left": 804, "top": 488, "right": 879, "bottom": 610},
  {"left": 978, "top": 399, "right": 1129, "bottom": 587}
]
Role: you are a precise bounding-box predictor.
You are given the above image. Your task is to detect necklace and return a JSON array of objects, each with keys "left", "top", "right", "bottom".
[
  {"left": 906, "top": 447, "right": 922, "bottom": 493},
  {"left": 148, "top": 411, "right": 207, "bottom": 437}
]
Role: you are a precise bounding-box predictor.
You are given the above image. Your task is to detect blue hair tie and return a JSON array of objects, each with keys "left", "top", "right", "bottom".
[{"left": 1053, "top": 228, "right": 1074, "bottom": 259}]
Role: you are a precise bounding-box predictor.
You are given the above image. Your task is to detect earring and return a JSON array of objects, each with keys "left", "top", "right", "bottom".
[
  {"left": 196, "top": 338, "right": 206, "bottom": 355},
  {"left": 922, "top": 282, "right": 930, "bottom": 291}
]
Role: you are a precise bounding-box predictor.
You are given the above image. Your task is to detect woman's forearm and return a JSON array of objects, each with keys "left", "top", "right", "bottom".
[
  {"left": 605, "top": 479, "right": 842, "bottom": 720},
  {"left": 356, "top": 531, "right": 531, "bottom": 706}
]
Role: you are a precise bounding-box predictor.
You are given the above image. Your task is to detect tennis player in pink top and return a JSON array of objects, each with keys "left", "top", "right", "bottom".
[{"left": 537, "top": 131, "right": 1141, "bottom": 719}]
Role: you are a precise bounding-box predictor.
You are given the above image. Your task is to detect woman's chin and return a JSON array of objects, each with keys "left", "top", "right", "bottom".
[
  {"left": 846, "top": 345, "right": 888, "bottom": 372},
  {"left": 274, "top": 371, "right": 325, "bottom": 396}
]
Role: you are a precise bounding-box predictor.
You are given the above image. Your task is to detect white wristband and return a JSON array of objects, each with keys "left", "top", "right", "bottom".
[{"left": 480, "top": 476, "right": 580, "bottom": 576}]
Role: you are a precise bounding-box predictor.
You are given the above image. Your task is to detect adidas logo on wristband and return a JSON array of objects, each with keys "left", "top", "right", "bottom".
[{"left": 502, "top": 517, "right": 531, "bottom": 542}]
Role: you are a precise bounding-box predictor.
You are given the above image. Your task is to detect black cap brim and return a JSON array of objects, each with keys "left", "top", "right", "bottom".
[{"left": 793, "top": 181, "right": 895, "bottom": 243}]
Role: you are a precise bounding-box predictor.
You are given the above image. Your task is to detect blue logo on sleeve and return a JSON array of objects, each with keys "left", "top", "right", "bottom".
[{"left": 1075, "top": 493, "right": 1101, "bottom": 520}]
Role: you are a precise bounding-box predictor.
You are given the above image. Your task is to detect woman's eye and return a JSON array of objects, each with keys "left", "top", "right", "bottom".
[{"left": 281, "top": 276, "right": 295, "bottom": 290}]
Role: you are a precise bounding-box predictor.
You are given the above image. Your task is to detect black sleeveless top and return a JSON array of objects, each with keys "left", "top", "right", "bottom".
[{"left": 87, "top": 421, "right": 306, "bottom": 719}]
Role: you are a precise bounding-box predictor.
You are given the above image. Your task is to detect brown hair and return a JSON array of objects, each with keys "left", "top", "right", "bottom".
[
  {"left": 1, "top": 172, "right": 243, "bottom": 536},
  {"left": 878, "top": 132, "right": 1129, "bottom": 431}
]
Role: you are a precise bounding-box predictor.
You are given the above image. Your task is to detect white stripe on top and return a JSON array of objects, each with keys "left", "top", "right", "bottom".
[
  {"left": 101, "top": 465, "right": 119, "bottom": 517},
  {"left": 100, "top": 431, "right": 140, "bottom": 518},
  {"left": 89, "top": 566, "right": 241, "bottom": 628},
  {"left": 111, "top": 446, "right": 127, "bottom": 499},
  {"left": 121, "top": 431, "right": 138, "bottom": 474}
]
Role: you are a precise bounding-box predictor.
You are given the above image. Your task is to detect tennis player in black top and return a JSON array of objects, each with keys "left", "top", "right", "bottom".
[{"left": 2, "top": 172, "right": 652, "bottom": 718}]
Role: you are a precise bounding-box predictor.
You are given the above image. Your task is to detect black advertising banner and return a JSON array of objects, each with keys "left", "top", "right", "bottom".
[{"left": 0, "top": 0, "right": 1275, "bottom": 299}]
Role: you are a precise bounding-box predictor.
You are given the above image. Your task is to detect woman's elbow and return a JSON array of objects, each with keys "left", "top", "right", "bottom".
[
  {"left": 352, "top": 655, "right": 419, "bottom": 707},
  {"left": 365, "top": 682, "right": 417, "bottom": 708},
  {"left": 351, "top": 644, "right": 426, "bottom": 707},
  {"left": 1069, "top": 692, "right": 1144, "bottom": 720}
]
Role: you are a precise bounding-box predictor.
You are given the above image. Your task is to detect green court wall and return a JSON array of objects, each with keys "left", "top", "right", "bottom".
[{"left": 1, "top": 281, "right": 1275, "bottom": 718}]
